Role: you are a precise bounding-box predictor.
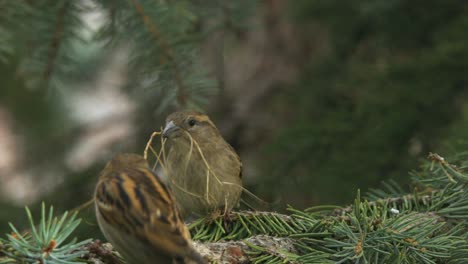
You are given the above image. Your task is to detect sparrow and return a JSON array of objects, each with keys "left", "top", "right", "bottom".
[
  {"left": 94, "top": 153, "right": 206, "bottom": 264},
  {"left": 162, "top": 111, "right": 243, "bottom": 218}
]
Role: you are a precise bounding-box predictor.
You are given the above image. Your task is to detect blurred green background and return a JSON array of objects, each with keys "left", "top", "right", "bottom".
[{"left": 1, "top": 0, "right": 467, "bottom": 239}]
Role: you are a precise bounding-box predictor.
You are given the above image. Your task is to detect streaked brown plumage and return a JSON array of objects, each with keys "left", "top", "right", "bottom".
[
  {"left": 94, "top": 153, "right": 206, "bottom": 264},
  {"left": 163, "top": 111, "right": 242, "bottom": 218}
]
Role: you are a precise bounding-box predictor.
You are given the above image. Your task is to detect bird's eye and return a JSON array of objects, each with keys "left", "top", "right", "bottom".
[{"left": 188, "top": 119, "right": 196, "bottom": 127}]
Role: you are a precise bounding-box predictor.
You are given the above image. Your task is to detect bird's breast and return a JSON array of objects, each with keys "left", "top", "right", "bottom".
[{"left": 167, "top": 143, "right": 241, "bottom": 185}]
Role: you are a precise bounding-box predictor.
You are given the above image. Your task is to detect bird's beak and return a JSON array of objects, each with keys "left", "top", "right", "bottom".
[{"left": 162, "top": 121, "right": 180, "bottom": 138}]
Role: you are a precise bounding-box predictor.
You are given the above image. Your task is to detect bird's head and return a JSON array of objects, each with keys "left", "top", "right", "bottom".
[
  {"left": 104, "top": 153, "right": 149, "bottom": 171},
  {"left": 162, "top": 111, "right": 220, "bottom": 144},
  {"left": 99, "top": 153, "right": 149, "bottom": 180}
]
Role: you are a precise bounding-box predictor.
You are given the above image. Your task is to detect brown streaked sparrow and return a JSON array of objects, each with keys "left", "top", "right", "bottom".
[{"left": 94, "top": 153, "right": 206, "bottom": 264}]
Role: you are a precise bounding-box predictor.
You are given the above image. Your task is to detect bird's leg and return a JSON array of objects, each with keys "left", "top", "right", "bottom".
[
  {"left": 205, "top": 205, "right": 233, "bottom": 232},
  {"left": 206, "top": 197, "right": 229, "bottom": 222},
  {"left": 222, "top": 197, "right": 234, "bottom": 231},
  {"left": 206, "top": 209, "right": 222, "bottom": 223}
]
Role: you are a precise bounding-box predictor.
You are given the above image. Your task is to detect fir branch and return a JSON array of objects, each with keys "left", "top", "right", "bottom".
[
  {"left": 42, "top": 1, "right": 69, "bottom": 84},
  {"left": 11, "top": 1, "right": 86, "bottom": 92},
  {"left": 189, "top": 211, "right": 328, "bottom": 242},
  {"left": 3, "top": 152, "right": 467, "bottom": 263},
  {"left": 365, "top": 179, "right": 407, "bottom": 200},
  {"left": 0, "top": 203, "right": 91, "bottom": 264},
  {"left": 129, "top": 0, "right": 188, "bottom": 106},
  {"left": 332, "top": 192, "right": 434, "bottom": 216}
]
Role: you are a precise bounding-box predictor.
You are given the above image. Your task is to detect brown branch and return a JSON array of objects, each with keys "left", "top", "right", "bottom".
[
  {"left": 129, "top": 0, "right": 188, "bottom": 107},
  {"left": 43, "top": 2, "right": 69, "bottom": 83},
  {"left": 80, "top": 236, "right": 298, "bottom": 264},
  {"left": 193, "top": 235, "right": 298, "bottom": 263},
  {"left": 82, "top": 240, "right": 124, "bottom": 264}
]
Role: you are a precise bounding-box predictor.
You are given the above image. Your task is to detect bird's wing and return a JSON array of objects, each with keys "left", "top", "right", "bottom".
[
  {"left": 239, "top": 162, "right": 243, "bottom": 180},
  {"left": 95, "top": 167, "right": 192, "bottom": 257},
  {"left": 226, "top": 143, "right": 243, "bottom": 180}
]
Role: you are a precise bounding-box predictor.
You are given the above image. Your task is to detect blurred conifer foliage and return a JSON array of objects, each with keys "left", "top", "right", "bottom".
[
  {"left": 0, "top": 0, "right": 253, "bottom": 234},
  {"left": 260, "top": 0, "right": 468, "bottom": 206}
]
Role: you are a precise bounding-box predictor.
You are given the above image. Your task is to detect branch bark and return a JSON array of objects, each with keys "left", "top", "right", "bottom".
[{"left": 81, "top": 235, "right": 298, "bottom": 264}]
